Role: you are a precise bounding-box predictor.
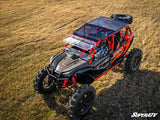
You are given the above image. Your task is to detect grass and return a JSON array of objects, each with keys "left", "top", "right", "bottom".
[
  {"left": 3, "top": 21, "right": 8, "bottom": 24},
  {"left": 0, "top": 0, "right": 160, "bottom": 120}
]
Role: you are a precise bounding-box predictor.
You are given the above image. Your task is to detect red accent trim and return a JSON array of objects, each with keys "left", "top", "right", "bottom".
[
  {"left": 106, "top": 37, "right": 112, "bottom": 51},
  {"left": 63, "top": 43, "right": 69, "bottom": 52},
  {"left": 72, "top": 75, "right": 77, "bottom": 85},
  {"left": 81, "top": 45, "right": 86, "bottom": 53},
  {"left": 122, "top": 34, "right": 134, "bottom": 54},
  {"left": 89, "top": 48, "right": 93, "bottom": 55},
  {"left": 62, "top": 80, "right": 68, "bottom": 87},
  {"left": 116, "top": 44, "right": 120, "bottom": 49},
  {"left": 130, "top": 34, "right": 134, "bottom": 41},
  {"left": 110, "top": 57, "right": 116, "bottom": 64},
  {"left": 112, "top": 35, "right": 114, "bottom": 50},
  {"left": 89, "top": 60, "right": 92, "bottom": 65},
  {"left": 94, "top": 63, "right": 120, "bottom": 81},
  {"left": 128, "top": 25, "right": 132, "bottom": 34},
  {"left": 119, "top": 31, "right": 123, "bottom": 44},
  {"left": 125, "top": 26, "right": 129, "bottom": 41},
  {"left": 89, "top": 49, "right": 96, "bottom": 65},
  {"left": 82, "top": 49, "right": 86, "bottom": 53},
  {"left": 96, "top": 40, "right": 101, "bottom": 46},
  {"left": 91, "top": 49, "right": 96, "bottom": 59}
]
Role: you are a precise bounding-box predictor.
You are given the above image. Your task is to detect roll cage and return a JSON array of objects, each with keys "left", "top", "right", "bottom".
[{"left": 63, "top": 24, "right": 132, "bottom": 65}]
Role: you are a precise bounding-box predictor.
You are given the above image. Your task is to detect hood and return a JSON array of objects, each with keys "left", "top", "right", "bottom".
[{"left": 51, "top": 52, "right": 89, "bottom": 74}]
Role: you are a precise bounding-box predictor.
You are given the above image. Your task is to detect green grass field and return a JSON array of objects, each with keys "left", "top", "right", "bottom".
[{"left": 0, "top": 0, "right": 160, "bottom": 119}]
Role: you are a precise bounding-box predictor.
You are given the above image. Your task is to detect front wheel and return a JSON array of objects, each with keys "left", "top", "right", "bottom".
[
  {"left": 67, "top": 84, "right": 96, "bottom": 119},
  {"left": 33, "top": 67, "right": 56, "bottom": 94},
  {"left": 125, "top": 48, "right": 142, "bottom": 73}
]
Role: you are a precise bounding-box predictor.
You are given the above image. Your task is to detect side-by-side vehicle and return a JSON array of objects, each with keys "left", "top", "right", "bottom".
[{"left": 33, "top": 14, "right": 142, "bottom": 119}]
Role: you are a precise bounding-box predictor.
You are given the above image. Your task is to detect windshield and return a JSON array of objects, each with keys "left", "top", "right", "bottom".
[
  {"left": 73, "top": 24, "right": 113, "bottom": 41},
  {"left": 65, "top": 47, "right": 91, "bottom": 61},
  {"left": 63, "top": 37, "right": 95, "bottom": 51}
]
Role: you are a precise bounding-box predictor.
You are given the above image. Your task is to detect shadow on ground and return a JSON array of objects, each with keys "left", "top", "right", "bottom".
[
  {"left": 43, "top": 88, "right": 71, "bottom": 119},
  {"left": 43, "top": 67, "right": 160, "bottom": 120},
  {"left": 87, "top": 69, "right": 160, "bottom": 120}
]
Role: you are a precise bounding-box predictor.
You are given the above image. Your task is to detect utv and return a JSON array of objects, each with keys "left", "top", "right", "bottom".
[{"left": 33, "top": 14, "right": 142, "bottom": 119}]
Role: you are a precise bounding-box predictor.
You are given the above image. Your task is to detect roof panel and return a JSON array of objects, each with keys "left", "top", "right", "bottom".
[
  {"left": 72, "top": 16, "right": 128, "bottom": 43},
  {"left": 88, "top": 16, "right": 127, "bottom": 31}
]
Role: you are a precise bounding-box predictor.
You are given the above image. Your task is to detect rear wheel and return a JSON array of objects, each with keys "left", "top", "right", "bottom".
[
  {"left": 67, "top": 84, "right": 96, "bottom": 119},
  {"left": 125, "top": 48, "right": 142, "bottom": 73},
  {"left": 33, "top": 67, "right": 56, "bottom": 94}
]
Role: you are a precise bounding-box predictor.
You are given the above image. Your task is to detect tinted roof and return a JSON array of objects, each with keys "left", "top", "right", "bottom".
[
  {"left": 88, "top": 16, "right": 128, "bottom": 32},
  {"left": 73, "top": 16, "right": 128, "bottom": 43},
  {"left": 73, "top": 24, "right": 114, "bottom": 42}
]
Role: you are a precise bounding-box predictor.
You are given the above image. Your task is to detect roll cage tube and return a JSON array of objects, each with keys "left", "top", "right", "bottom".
[
  {"left": 89, "top": 39, "right": 103, "bottom": 65},
  {"left": 63, "top": 43, "right": 69, "bottom": 52},
  {"left": 63, "top": 40, "right": 95, "bottom": 62},
  {"left": 89, "top": 49, "right": 96, "bottom": 65},
  {"left": 63, "top": 25, "right": 132, "bottom": 65},
  {"left": 88, "top": 38, "right": 109, "bottom": 65},
  {"left": 127, "top": 25, "right": 132, "bottom": 34},
  {"left": 124, "top": 25, "right": 132, "bottom": 40}
]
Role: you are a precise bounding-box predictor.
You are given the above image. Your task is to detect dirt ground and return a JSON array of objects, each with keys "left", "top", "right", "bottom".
[{"left": 0, "top": 0, "right": 160, "bottom": 120}]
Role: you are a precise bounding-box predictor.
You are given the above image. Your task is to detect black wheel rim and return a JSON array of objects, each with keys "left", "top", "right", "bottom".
[
  {"left": 76, "top": 91, "right": 94, "bottom": 116},
  {"left": 132, "top": 54, "right": 141, "bottom": 71},
  {"left": 41, "top": 75, "right": 54, "bottom": 91}
]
